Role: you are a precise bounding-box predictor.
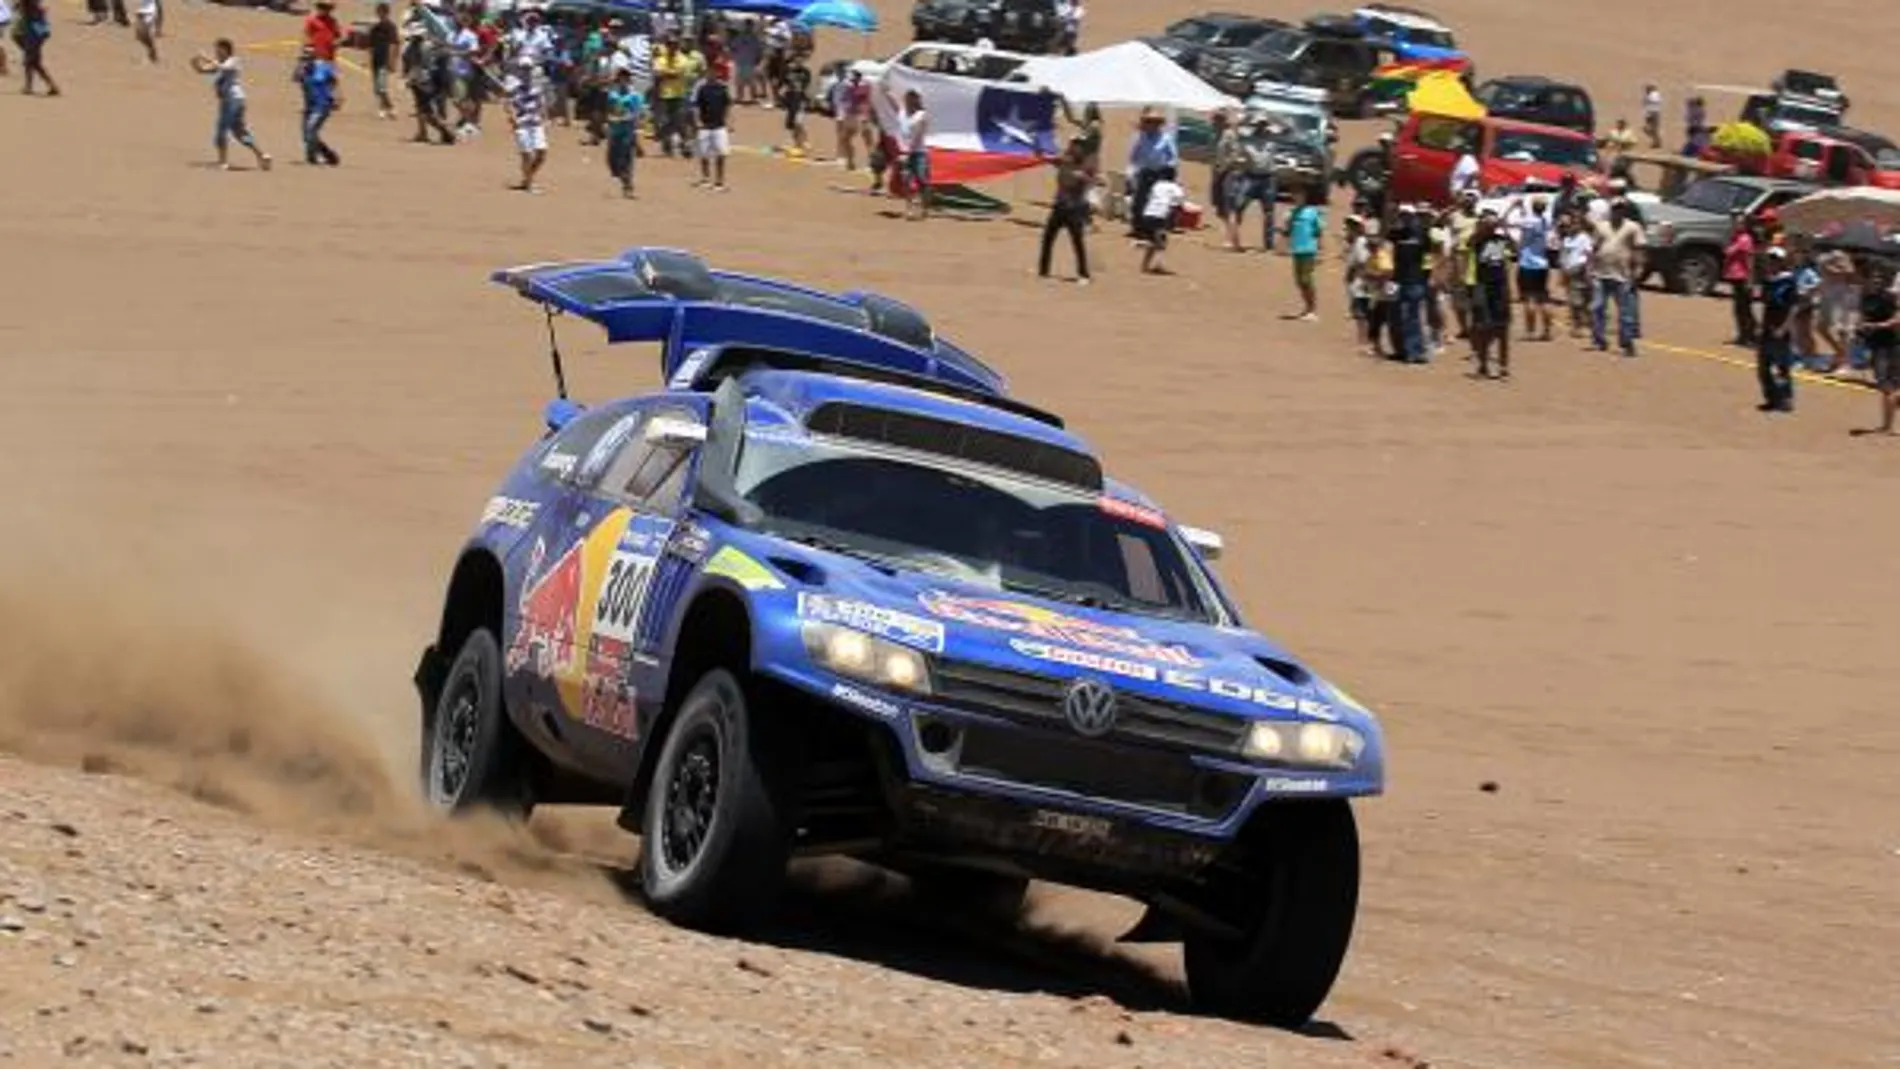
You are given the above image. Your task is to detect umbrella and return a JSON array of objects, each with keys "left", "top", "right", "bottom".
[
  {"left": 795, "top": 0, "right": 876, "bottom": 32},
  {"left": 1779, "top": 186, "right": 1900, "bottom": 235},
  {"left": 1807, "top": 218, "right": 1900, "bottom": 260}
]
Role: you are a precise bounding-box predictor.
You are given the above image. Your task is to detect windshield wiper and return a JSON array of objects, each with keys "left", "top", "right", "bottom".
[
  {"left": 1000, "top": 579, "right": 1125, "bottom": 612},
  {"left": 777, "top": 531, "right": 900, "bottom": 575}
]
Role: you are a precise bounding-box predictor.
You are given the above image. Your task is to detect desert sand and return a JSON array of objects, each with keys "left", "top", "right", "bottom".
[{"left": 1, "top": 1, "right": 1897, "bottom": 1066}]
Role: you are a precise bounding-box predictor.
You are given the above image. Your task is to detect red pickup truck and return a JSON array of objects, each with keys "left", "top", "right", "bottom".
[
  {"left": 1700, "top": 128, "right": 1900, "bottom": 190},
  {"left": 1386, "top": 112, "right": 1601, "bottom": 206}
]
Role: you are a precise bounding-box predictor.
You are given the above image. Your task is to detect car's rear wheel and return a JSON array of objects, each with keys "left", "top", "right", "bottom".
[
  {"left": 421, "top": 628, "right": 534, "bottom": 819},
  {"left": 640, "top": 669, "right": 791, "bottom": 932},
  {"left": 1183, "top": 800, "right": 1360, "bottom": 1028},
  {"left": 1670, "top": 248, "right": 1722, "bottom": 297}
]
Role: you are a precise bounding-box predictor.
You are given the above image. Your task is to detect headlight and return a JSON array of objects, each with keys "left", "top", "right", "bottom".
[
  {"left": 801, "top": 622, "right": 932, "bottom": 695},
  {"left": 1242, "top": 721, "right": 1364, "bottom": 769}
]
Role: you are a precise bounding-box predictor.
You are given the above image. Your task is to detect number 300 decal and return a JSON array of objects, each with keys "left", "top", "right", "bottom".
[{"left": 594, "top": 553, "right": 655, "bottom": 642}]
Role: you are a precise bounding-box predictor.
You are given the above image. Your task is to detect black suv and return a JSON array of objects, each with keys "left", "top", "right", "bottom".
[
  {"left": 1201, "top": 17, "right": 1393, "bottom": 117},
  {"left": 911, "top": 0, "right": 1063, "bottom": 54},
  {"left": 1473, "top": 76, "right": 1595, "bottom": 136},
  {"left": 1143, "top": 13, "right": 1287, "bottom": 76}
]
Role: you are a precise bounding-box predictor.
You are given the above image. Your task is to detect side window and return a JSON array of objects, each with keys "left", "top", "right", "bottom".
[
  {"left": 540, "top": 407, "right": 640, "bottom": 487},
  {"left": 594, "top": 406, "right": 701, "bottom": 514},
  {"left": 1117, "top": 534, "right": 1166, "bottom": 606},
  {"left": 1413, "top": 116, "right": 1469, "bottom": 152}
]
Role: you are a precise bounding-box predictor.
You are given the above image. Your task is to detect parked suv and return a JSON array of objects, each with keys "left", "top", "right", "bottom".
[
  {"left": 1142, "top": 13, "right": 1287, "bottom": 76},
  {"left": 1201, "top": 18, "right": 1394, "bottom": 117},
  {"left": 1641, "top": 175, "right": 1817, "bottom": 295},
  {"left": 1474, "top": 76, "right": 1595, "bottom": 136},
  {"left": 912, "top": 0, "right": 1063, "bottom": 54}
]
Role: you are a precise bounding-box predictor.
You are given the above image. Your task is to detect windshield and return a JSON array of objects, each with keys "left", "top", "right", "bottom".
[
  {"left": 1166, "top": 18, "right": 1215, "bottom": 42},
  {"left": 1776, "top": 102, "right": 1839, "bottom": 129},
  {"left": 1672, "top": 178, "right": 1750, "bottom": 214},
  {"left": 1251, "top": 28, "right": 1306, "bottom": 57},
  {"left": 1251, "top": 106, "right": 1324, "bottom": 142},
  {"left": 1491, "top": 129, "right": 1597, "bottom": 168},
  {"left": 736, "top": 433, "right": 1217, "bottom": 621},
  {"left": 1407, "top": 27, "right": 1456, "bottom": 47}
]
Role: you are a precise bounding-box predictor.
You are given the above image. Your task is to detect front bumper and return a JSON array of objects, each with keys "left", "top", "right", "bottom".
[{"left": 762, "top": 661, "right": 1380, "bottom": 843}]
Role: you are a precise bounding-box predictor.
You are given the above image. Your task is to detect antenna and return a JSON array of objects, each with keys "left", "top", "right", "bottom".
[{"left": 542, "top": 304, "right": 569, "bottom": 400}]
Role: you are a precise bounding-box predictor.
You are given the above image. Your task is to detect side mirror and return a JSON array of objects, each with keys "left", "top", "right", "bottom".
[
  {"left": 544, "top": 398, "right": 585, "bottom": 434},
  {"left": 1179, "top": 525, "right": 1225, "bottom": 561},
  {"left": 644, "top": 415, "right": 709, "bottom": 449}
]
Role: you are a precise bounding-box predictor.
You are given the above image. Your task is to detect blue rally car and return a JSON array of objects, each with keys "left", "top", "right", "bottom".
[{"left": 414, "top": 248, "right": 1386, "bottom": 1026}]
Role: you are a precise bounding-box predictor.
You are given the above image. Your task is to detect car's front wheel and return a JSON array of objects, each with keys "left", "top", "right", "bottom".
[
  {"left": 421, "top": 628, "right": 534, "bottom": 818},
  {"left": 1183, "top": 800, "right": 1360, "bottom": 1027},
  {"left": 640, "top": 669, "right": 791, "bottom": 932}
]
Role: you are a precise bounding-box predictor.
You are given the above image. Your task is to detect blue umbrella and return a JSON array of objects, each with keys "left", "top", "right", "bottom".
[{"left": 795, "top": 0, "right": 876, "bottom": 33}]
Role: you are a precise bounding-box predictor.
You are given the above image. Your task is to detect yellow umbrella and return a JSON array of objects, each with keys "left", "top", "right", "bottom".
[{"left": 1406, "top": 71, "right": 1485, "bottom": 120}]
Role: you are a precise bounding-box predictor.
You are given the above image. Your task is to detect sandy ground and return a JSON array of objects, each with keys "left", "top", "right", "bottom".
[{"left": 1, "top": 1, "right": 1898, "bottom": 1066}]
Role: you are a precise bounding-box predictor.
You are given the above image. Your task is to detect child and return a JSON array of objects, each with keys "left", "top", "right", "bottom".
[
  {"left": 1469, "top": 209, "right": 1518, "bottom": 379},
  {"left": 295, "top": 45, "right": 341, "bottom": 166},
  {"left": 693, "top": 68, "right": 732, "bottom": 191},
  {"left": 1286, "top": 188, "right": 1325, "bottom": 320},
  {"left": 190, "top": 40, "right": 271, "bottom": 171},
  {"left": 603, "top": 65, "right": 642, "bottom": 198},
  {"left": 1136, "top": 164, "right": 1184, "bottom": 275},
  {"left": 506, "top": 68, "right": 547, "bottom": 193}
]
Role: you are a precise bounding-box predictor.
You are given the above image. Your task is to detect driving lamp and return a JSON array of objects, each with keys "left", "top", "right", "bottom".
[
  {"left": 802, "top": 622, "right": 932, "bottom": 696},
  {"left": 1242, "top": 721, "right": 1363, "bottom": 770}
]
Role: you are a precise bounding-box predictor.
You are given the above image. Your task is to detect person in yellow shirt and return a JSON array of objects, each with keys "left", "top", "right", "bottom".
[
  {"left": 651, "top": 35, "right": 686, "bottom": 156},
  {"left": 675, "top": 38, "right": 706, "bottom": 157}
]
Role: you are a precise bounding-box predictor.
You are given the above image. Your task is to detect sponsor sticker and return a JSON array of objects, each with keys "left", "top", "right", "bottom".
[
  {"left": 1159, "top": 669, "right": 1337, "bottom": 718},
  {"left": 703, "top": 546, "right": 784, "bottom": 591},
  {"left": 581, "top": 414, "right": 639, "bottom": 482},
  {"left": 540, "top": 450, "right": 578, "bottom": 479},
  {"left": 1010, "top": 639, "right": 1157, "bottom": 681},
  {"left": 830, "top": 682, "right": 902, "bottom": 719},
  {"left": 592, "top": 551, "right": 658, "bottom": 644},
  {"left": 669, "top": 346, "right": 715, "bottom": 389},
  {"left": 919, "top": 590, "right": 1201, "bottom": 668},
  {"left": 672, "top": 523, "right": 712, "bottom": 564},
  {"left": 1028, "top": 810, "right": 1113, "bottom": 839},
  {"left": 481, "top": 496, "right": 540, "bottom": 529},
  {"left": 1261, "top": 776, "right": 1331, "bottom": 794},
  {"left": 798, "top": 593, "right": 946, "bottom": 654}
]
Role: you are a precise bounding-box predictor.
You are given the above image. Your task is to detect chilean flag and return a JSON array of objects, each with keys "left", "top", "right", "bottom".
[{"left": 876, "top": 63, "right": 1060, "bottom": 185}]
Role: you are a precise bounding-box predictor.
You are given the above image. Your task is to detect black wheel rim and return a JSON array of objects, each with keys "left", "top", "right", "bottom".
[
  {"left": 428, "top": 674, "right": 480, "bottom": 809},
  {"left": 658, "top": 721, "right": 722, "bottom": 877}
]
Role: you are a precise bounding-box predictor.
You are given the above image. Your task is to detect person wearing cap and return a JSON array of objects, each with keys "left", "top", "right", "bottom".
[
  {"left": 1589, "top": 197, "right": 1646, "bottom": 356},
  {"left": 1125, "top": 107, "right": 1178, "bottom": 231},
  {"left": 1722, "top": 210, "right": 1758, "bottom": 346},
  {"left": 1224, "top": 114, "right": 1279, "bottom": 251},
  {"left": 1469, "top": 208, "right": 1518, "bottom": 378},
  {"left": 1507, "top": 192, "right": 1556, "bottom": 342},
  {"left": 503, "top": 68, "right": 548, "bottom": 192},
  {"left": 401, "top": 20, "right": 457, "bottom": 145},
  {"left": 1757, "top": 245, "right": 1799, "bottom": 412}
]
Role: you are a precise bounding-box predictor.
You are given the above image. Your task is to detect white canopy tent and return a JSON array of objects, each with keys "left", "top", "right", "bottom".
[{"left": 1018, "top": 40, "right": 1241, "bottom": 113}]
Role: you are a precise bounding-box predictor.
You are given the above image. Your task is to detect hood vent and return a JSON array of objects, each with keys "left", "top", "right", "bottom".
[{"left": 1253, "top": 655, "right": 1312, "bottom": 687}]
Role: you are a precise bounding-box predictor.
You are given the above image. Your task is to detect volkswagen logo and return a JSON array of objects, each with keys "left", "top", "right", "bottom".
[{"left": 1062, "top": 678, "right": 1118, "bottom": 738}]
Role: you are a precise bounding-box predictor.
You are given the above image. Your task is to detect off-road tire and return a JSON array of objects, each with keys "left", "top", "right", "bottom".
[
  {"left": 1183, "top": 800, "right": 1361, "bottom": 1027},
  {"left": 1669, "top": 247, "right": 1722, "bottom": 297},
  {"left": 421, "top": 628, "right": 534, "bottom": 819},
  {"left": 639, "top": 669, "right": 791, "bottom": 932}
]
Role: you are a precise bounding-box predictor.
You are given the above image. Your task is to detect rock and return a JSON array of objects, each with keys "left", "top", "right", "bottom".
[
  {"left": 627, "top": 1003, "right": 654, "bottom": 1018},
  {"left": 1479, "top": 781, "right": 1500, "bottom": 793},
  {"left": 502, "top": 964, "right": 541, "bottom": 986},
  {"left": 16, "top": 897, "right": 46, "bottom": 915},
  {"left": 735, "top": 957, "right": 774, "bottom": 979},
  {"left": 0, "top": 916, "right": 24, "bottom": 933},
  {"left": 52, "top": 953, "right": 76, "bottom": 968},
  {"left": 49, "top": 822, "right": 79, "bottom": 838},
  {"left": 119, "top": 1036, "right": 150, "bottom": 1056},
  {"left": 582, "top": 1016, "right": 614, "bottom": 1035},
  {"left": 195, "top": 998, "right": 221, "bottom": 1014},
  {"left": 1113, "top": 1030, "right": 1133, "bottom": 1046}
]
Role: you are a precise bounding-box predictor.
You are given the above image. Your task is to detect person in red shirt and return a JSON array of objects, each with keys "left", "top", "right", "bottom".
[
  {"left": 1722, "top": 210, "right": 1757, "bottom": 346},
  {"left": 303, "top": 0, "right": 342, "bottom": 62}
]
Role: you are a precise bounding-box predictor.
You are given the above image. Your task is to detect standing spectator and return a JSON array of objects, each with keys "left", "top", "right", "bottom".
[
  {"left": 676, "top": 35, "right": 706, "bottom": 158},
  {"left": 1125, "top": 108, "right": 1178, "bottom": 225},
  {"left": 1225, "top": 117, "right": 1279, "bottom": 251},
  {"left": 603, "top": 65, "right": 643, "bottom": 197},
  {"left": 1599, "top": 117, "right": 1638, "bottom": 156},
  {"left": 1815, "top": 250, "right": 1861, "bottom": 375},
  {"left": 1642, "top": 84, "right": 1663, "bottom": 149},
  {"left": 1343, "top": 214, "right": 1371, "bottom": 348},
  {"left": 1037, "top": 137, "right": 1094, "bottom": 284},
  {"left": 506, "top": 68, "right": 548, "bottom": 193},
  {"left": 402, "top": 24, "right": 455, "bottom": 144},
  {"left": 1286, "top": 189, "right": 1325, "bottom": 321},
  {"left": 1054, "top": 0, "right": 1083, "bottom": 54},
  {"left": 191, "top": 39, "right": 270, "bottom": 171},
  {"left": 296, "top": 45, "right": 342, "bottom": 167},
  {"left": 1756, "top": 246, "right": 1798, "bottom": 413},
  {"left": 651, "top": 34, "right": 687, "bottom": 156},
  {"left": 132, "top": 0, "right": 158, "bottom": 64},
  {"left": 1790, "top": 238, "right": 1823, "bottom": 368},
  {"left": 1589, "top": 198, "right": 1645, "bottom": 356},
  {"left": 893, "top": 87, "right": 930, "bottom": 220},
  {"left": 448, "top": 11, "right": 482, "bottom": 137},
  {"left": 1856, "top": 265, "right": 1900, "bottom": 435},
  {"left": 1469, "top": 209, "right": 1518, "bottom": 378},
  {"left": 1363, "top": 222, "right": 1400, "bottom": 358},
  {"left": 13, "top": 0, "right": 54, "bottom": 96},
  {"left": 0, "top": 0, "right": 11, "bottom": 79},
  {"left": 779, "top": 50, "right": 811, "bottom": 156},
  {"left": 1390, "top": 204, "right": 1432, "bottom": 362},
  {"left": 1448, "top": 140, "right": 1480, "bottom": 201},
  {"left": 1209, "top": 111, "right": 1242, "bottom": 247},
  {"left": 304, "top": 0, "right": 342, "bottom": 61},
  {"left": 1508, "top": 193, "right": 1554, "bottom": 341},
  {"left": 693, "top": 67, "right": 732, "bottom": 190},
  {"left": 1445, "top": 190, "right": 1480, "bottom": 339},
  {"left": 368, "top": 3, "right": 399, "bottom": 120},
  {"left": 763, "top": 17, "right": 791, "bottom": 105},
  {"left": 731, "top": 20, "right": 762, "bottom": 104},
  {"left": 1557, "top": 211, "right": 1594, "bottom": 339},
  {"left": 1722, "top": 211, "right": 1757, "bottom": 346},
  {"left": 1136, "top": 165, "right": 1185, "bottom": 275},
  {"left": 835, "top": 69, "right": 872, "bottom": 170}
]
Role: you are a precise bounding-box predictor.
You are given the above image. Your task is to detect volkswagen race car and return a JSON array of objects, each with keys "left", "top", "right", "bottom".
[{"left": 413, "top": 248, "right": 1386, "bottom": 1027}]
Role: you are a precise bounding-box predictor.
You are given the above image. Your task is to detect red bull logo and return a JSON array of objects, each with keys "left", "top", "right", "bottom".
[
  {"left": 506, "top": 543, "right": 584, "bottom": 676},
  {"left": 918, "top": 591, "right": 1202, "bottom": 668}
]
